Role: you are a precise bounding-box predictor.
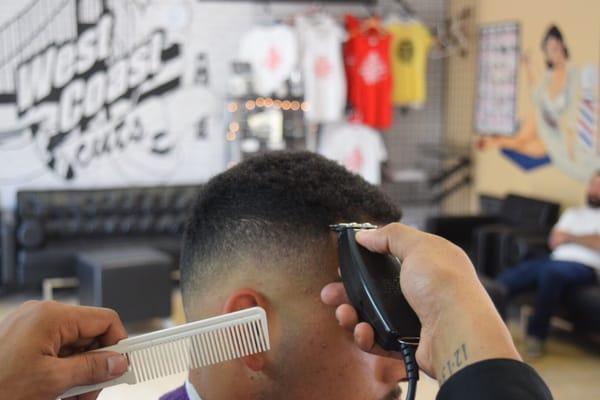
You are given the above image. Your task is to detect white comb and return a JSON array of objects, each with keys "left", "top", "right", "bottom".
[{"left": 59, "top": 307, "right": 270, "bottom": 398}]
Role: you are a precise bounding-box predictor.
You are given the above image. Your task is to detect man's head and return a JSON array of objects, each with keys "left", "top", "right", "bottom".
[
  {"left": 587, "top": 171, "right": 600, "bottom": 208},
  {"left": 181, "top": 151, "right": 405, "bottom": 399}
]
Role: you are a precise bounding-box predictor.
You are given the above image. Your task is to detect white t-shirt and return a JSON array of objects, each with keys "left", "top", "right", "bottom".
[
  {"left": 296, "top": 15, "right": 347, "bottom": 123},
  {"left": 239, "top": 24, "right": 298, "bottom": 96},
  {"left": 552, "top": 207, "right": 600, "bottom": 271},
  {"left": 318, "top": 122, "right": 387, "bottom": 185}
]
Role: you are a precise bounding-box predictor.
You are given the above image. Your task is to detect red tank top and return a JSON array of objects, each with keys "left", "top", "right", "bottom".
[{"left": 344, "top": 15, "right": 393, "bottom": 130}]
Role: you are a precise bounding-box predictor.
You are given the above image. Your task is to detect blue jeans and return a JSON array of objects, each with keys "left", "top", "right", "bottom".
[{"left": 498, "top": 257, "right": 596, "bottom": 340}]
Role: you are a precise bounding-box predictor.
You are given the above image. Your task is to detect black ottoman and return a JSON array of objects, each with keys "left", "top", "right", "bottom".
[{"left": 77, "top": 247, "right": 173, "bottom": 323}]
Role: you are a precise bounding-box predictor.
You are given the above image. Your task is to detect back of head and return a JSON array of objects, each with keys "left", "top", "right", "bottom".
[
  {"left": 181, "top": 151, "right": 400, "bottom": 316},
  {"left": 180, "top": 151, "right": 406, "bottom": 400}
]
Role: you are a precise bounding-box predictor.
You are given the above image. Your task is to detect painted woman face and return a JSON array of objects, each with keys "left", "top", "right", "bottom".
[{"left": 544, "top": 37, "right": 567, "bottom": 67}]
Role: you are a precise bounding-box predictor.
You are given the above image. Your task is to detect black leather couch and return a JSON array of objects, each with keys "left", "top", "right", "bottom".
[
  {"left": 426, "top": 193, "right": 560, "bottom": 277},
  {"left": 7, "top": 185, "right": 201, "bottom": 287},
  {"left": 427, "top": 194, "right": 600, "bottom": 336}
]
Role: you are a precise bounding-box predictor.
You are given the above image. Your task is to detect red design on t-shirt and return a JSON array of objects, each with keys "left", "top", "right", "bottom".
[
  {"left": 345, "top": 146, "right": 364, "bottom": 173},
  {"left": 344, "top": 15, "right": 393, "bottom": 130},
  {"left": 314, "top": 55, "right": 332, "bottom": 79},
  {"left": 265, "top": 47, "right": 282, "bottom": 71}
]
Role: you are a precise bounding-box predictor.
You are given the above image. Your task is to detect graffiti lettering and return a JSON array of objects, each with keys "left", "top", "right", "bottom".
[{"left": 17, "top": 14, "right": 113, "bottom": 113}]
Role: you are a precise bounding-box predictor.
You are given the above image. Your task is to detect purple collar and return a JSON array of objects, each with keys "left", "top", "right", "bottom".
[{"left": 160, "top": 385, "right": 189, "bottom": 400}]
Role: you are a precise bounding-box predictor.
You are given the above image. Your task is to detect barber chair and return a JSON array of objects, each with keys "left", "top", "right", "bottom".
[
  {"left": 503, "top": 238, "right": 600, "bottom": 336},
  {"left": 428, "top": 195, "right": 600, "bottom": 337},
  {"left": 426, "top": 193, "right": 560, "bottom": 277}
]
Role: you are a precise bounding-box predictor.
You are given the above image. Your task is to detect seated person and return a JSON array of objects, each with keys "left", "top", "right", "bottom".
[
  {"left": 162, "top": 151, "right": 408, "bottom": 400},
  {"left": 498, "top": 171, "right": 600, "bottom": 357}
]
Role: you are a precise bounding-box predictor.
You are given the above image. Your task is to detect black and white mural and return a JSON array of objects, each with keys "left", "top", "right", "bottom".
[{"left": 0, "top": 0, "right": 224, "bottom": 208}]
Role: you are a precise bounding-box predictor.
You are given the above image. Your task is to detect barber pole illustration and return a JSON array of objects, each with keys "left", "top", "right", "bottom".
[
  {"left": 578, "top": 98, "right": 598, "bottom": 150},
  {"left": 577, "top": 65, "right": 599, "bottom": 155}
]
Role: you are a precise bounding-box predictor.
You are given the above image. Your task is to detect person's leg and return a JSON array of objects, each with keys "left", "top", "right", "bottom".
[
  {"left": 527, "top": 260, "right": 596, "bottom": 340},
  {"left": 497, "top": 257, "right": 549, "bottom": 296}
]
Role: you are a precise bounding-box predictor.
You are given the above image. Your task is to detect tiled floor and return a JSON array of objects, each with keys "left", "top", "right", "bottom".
[
  {"left": 1, "top": 291, "right": 599, "bottom": 400},
  {"left": 519, "top": 333, "right": 600, "bottom": 399}
]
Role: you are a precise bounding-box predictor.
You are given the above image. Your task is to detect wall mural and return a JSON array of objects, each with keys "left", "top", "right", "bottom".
[
  {"left": 0, "top": 0, "right": 222, "bottom": 208},
  {"left": 478, "top": 24, "right": 599, "bottom": 181}
]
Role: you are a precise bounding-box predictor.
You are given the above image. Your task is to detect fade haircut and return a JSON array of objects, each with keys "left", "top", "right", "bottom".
[{"left": 180, "top": 151, "right": 401, "bottom": 312}]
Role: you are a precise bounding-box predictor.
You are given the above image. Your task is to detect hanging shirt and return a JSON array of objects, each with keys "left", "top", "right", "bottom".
[
  {"left": 344, "top": 16, "right": 393, "bottom": 130},
  {"left": 318, "top": 122, "right": 387, "bottom": 184},
  {"left": 344, "top": 14, "right": 361, "bottom": 106},
  {"left": 238, "top": 24, "right": 298, "bottom": 96},
  {"left": 386, "top": 20, "right": 432, "bottom": 107},
  {"left": 296, "top": 15, "right": 347, "bottom": 123}
]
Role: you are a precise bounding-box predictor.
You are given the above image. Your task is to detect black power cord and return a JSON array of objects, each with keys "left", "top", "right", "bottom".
[{"left": 397, "top": 341, "right": 419, "bottom": 400}]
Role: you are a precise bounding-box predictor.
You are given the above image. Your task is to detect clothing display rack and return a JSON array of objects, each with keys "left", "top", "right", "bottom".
[
  {"left": 221, "top": 0, "right": 474, "bottom": 222},
  {"left": 383, "top": 143, "right": 473, "bottom": 206}
]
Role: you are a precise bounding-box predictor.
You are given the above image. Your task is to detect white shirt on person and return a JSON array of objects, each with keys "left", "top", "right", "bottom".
[{"left": 552, "top": 206, "right": 600, "bottom": 271}]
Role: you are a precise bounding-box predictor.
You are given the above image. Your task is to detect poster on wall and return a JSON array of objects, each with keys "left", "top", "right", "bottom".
[
  {"left": 0, "top": 0, "right": 226, "bottom": 209},
  {"left": 475, "top": 22, "right": 520, "bottom": 136},
  {"left": 478, "top": 23, "right": 599, "bottom": 181}
]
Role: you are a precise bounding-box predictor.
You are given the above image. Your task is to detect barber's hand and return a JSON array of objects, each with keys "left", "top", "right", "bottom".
[
  {"left": 0, "top": 301, "right": 129, "bottom": 400},
  {"left": 321, "top": 223, "right": 520, "bottom": 384}
]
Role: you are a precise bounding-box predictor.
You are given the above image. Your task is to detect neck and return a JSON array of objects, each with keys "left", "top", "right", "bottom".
[{"left": 189, "top": 365, "right": 258, "bottom": 400}]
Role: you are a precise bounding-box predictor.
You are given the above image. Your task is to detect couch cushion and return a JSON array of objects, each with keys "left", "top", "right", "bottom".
[{"left": 564, "top": 284, "right": 600, "bottom": 333}]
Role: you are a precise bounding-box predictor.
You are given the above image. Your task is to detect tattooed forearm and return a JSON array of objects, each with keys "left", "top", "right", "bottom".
[{"left": 439, "top": 343, "right": 468, "bottom": 385}]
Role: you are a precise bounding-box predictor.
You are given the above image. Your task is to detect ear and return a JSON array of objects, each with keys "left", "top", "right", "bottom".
[{"left": 223, "top": 288, "right": 271, "bottom": 372}]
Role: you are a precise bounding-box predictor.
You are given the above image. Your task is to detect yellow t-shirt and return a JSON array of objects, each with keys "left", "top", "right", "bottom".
[{"left": 387, "top": 21, "right": 432, "bottom": 106}]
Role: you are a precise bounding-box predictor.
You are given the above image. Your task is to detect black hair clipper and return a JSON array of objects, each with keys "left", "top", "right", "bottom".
[{"left": 331, "top": 223, "right": 420, "bottom": 400}]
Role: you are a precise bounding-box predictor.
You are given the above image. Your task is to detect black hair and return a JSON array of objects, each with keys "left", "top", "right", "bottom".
[
  {"left": 181, "top": 151, "right": 401, "bottom": 301},
  {"left": 542, "top": 25, "right": 569, "bottom": 69}
]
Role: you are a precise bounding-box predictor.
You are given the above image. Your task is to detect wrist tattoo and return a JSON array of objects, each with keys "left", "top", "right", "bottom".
[{"left": 439, "top": 343, "right": 468, "bottom": 384}]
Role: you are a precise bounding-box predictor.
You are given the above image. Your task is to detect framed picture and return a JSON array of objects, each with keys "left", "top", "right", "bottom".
[{"left": 475, "top": 22, "right": 520, "bottom": 136}]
